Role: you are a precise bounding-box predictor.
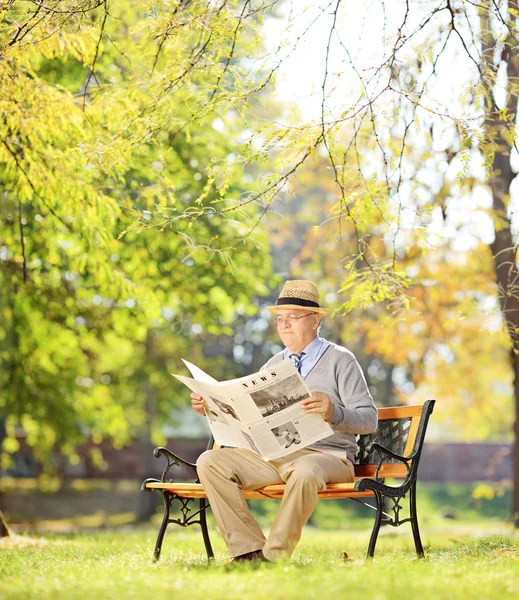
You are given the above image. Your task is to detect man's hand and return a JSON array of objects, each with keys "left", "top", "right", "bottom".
[
  {"left": 190, "top": 392, "right": 206, "bottom": 416},
  {"left": 300, "top": 392, "right": 334, "bottom": 421}
]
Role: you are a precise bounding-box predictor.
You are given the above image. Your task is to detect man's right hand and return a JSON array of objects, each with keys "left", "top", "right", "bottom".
[{"left": 190, "top": 392, "right": 206, "bottom": 416}]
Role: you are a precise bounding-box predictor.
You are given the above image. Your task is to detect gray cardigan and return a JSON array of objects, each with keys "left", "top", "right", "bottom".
[{"left": 262, "top": 342, "right": 378, "bottom": 464}]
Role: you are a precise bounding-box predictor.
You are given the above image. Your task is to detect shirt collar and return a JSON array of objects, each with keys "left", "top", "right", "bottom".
[{"left": 283, "top": 335, "right": 323, "bottom": 360}]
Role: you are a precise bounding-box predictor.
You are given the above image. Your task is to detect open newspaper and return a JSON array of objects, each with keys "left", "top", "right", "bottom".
[{"left": 173, "top": 359, "right": 333, "bottom": 460}]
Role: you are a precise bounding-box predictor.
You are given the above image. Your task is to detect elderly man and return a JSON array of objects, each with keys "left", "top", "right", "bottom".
[{"left": 190, "top": 280, "right": 377, "bottom": 563}]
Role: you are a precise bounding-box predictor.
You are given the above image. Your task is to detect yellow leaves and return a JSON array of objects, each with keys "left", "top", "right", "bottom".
[
  {"left": 75, "top": 137, "right": 134, "bottom": 179},
  {"left": 472, "top": 483, "right": 496, "bottom": 502},
  {"left": 414, "top": 111, "right": 421, "bottom": 133},
  {"left": 1, "top": 437, "right": 19, "bottom": 454},
  {"left": 0, "top": 0, "right": 281, "bottom": 472},
  {"left": 36, "top": 474, "right": 62, "bottom": 493},
  {"left": 88, "top": 447, "right": 106, "bottom": 469},
  {"left": 0, "top": 65, "right": 127, "bottom": 248},
  {"left": 208, "top": 285, "right": 234, "bottom": 322},
  {"left": 340, "top": 262, "right": 411, "bottom": 313},
  {"left": 341, "top": 238, "right": 514, "bottom": 439},
  {"left": 490, "top": 206, "right": 511, "bottom": 232},
  {"left": 12, "top": 253, "right": 25, "bottom": 264},
  {"left": 117, "top": 220, "right": 140, "bottom": 240}
]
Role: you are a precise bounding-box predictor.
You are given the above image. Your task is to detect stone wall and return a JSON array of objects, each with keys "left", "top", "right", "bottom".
[
  {"left": 3, "top": 433, "right": 513, "bottom": 483},
  {"left": 418, "top": 442, "right": 512, "bottom": 483},
  {"left": 1, "top": 439, "right": 512, "bottom": 523}
]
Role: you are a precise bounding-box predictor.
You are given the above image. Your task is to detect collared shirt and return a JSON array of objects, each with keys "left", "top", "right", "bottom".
[{"left": 283, "top": 335, "right": 330, "bottom": 379}]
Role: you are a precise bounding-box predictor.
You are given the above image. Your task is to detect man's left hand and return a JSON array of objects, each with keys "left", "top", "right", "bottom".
[{"left": 300, "top": 392, "right": 334, "bottom": 421}]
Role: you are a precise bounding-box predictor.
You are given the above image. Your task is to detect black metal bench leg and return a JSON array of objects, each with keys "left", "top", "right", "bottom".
[
  {"left": 366, "top": 490, "right": 383, "bottom": 560},
  {"left": 410, "top": 482, "right": 425, "bottom": 558},
  {"left": 199, "top": 497, "right": 214, "bottom": 560},
  {"left": 153, "top": 491, "right": 172, "bottom": 562}
]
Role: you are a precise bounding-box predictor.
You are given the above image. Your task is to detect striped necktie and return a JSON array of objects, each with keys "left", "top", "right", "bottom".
[{"left": 289, "top": 352, "right": 305, "bottom": 374}]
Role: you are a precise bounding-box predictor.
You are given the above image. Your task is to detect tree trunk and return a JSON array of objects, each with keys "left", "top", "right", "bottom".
[
  {"left": 0, "top": 419, "right": 8, "bottom": 537},
  {"left": 488, "top": 157, "right": 519, "bottom": 527},
  {"left": 481, "top": 3, "right": 519, "bottom": 528},
  {"left": 512, "top": 354, "right": 519, "bottom": 527},
  {"left": 135, "top": 333, "right": 159, "bottom": 523},
  {"left": 0, "top": 511, "right": 9, "bottom": 538},
  {"left": 488, "top": 139, "right": 519, "bottom": 529}
]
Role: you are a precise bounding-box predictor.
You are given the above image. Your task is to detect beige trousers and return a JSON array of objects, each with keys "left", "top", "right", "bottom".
[{"left": 196, "top": 447, "right": 354, "bottom": 561}]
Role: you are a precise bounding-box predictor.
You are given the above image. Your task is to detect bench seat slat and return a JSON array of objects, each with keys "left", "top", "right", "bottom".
[
  {"left": 145, "top": 481, "right": 377, "bottom": 499},
  {"left": 144, "top": 462, "right": 408, "bottom": 499},
  {"left": 353, "top": 463, "right": 408, "bottom": 478}
]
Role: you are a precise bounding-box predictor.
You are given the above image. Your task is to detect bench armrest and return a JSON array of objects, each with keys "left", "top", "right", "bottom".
[
  {"left": 370, "top": 442, "right": 412, "bottom": 481},
  {"left": 370, "top": 442, "right": 413, "bottom": 466},
  {"left": 354, "top": 443, "right": 416, "bottom": 495},
  {"left": 154, "top": 446, "right": 197, "bottom": 471},
  {"left": 141, "top": 446, "right": 198, "bottom": 491}
]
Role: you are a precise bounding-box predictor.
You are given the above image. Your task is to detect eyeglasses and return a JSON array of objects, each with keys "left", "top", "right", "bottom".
[{"left": 270, "top": 313, "right": 314, "bottom": 326}]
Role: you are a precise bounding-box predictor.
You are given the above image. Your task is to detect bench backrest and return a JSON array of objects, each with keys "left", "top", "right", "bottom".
[
  {"left": 354, "top": 400, "right": 435, "bottom": 479},
  {"left": 208, "top": 400, "right": 435, "bottom": 481}
]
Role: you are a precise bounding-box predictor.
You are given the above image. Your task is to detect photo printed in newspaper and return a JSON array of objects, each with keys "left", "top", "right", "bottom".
[{"left": 173, "top": 360, "right": 333, "bottom": 459}]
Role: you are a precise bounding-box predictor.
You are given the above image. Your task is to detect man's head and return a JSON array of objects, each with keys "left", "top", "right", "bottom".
[{"left": 267, "top": 280, "right": 328, "bottom": 354}]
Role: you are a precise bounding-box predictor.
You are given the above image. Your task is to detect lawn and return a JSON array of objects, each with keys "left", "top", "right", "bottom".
[
  {"left": 1, "top": 481, "right": 517, "bottom": 599},
  {"left": 1, "top": 525, "right": 518, "bottom": 600}
]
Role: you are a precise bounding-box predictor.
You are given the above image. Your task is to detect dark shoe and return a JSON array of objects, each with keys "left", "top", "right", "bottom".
[{"left": 232, "top": 549, "right": 270, "bottom": 563}]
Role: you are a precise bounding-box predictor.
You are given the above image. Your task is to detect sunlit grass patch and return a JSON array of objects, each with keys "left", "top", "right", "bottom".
[
  {"left": 0, "top": 526, "right": 518, "bottom": 599},
  {"left": 0, "top": 534, "right": 47, "bottom": 549}
]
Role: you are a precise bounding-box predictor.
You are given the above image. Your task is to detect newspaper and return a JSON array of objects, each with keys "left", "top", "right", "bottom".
[{"left": 173, "top": 359, "right": 334, "bottom": 460}]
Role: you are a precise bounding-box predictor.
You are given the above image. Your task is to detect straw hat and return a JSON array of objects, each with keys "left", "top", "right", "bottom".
[{"left": 267, "top": 280, "right": 329, "bottom": 315}]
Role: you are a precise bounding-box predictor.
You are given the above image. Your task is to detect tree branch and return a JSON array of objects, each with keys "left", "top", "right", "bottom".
[{"left": 17, "top": 198, "right": 28, "bottom": 283}]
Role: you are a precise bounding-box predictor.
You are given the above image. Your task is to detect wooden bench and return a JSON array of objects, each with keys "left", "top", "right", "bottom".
[{"left": 142, "top": 399, "right": 435, "bottom": 561}]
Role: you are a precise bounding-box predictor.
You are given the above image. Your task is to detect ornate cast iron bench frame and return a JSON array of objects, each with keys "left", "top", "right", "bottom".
[{"left": 142, "top": 399, "right": 435, "bottom": 561}]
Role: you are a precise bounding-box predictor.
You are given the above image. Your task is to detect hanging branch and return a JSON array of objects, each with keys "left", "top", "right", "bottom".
[
  {"left": 17, "top": 198, "right": 28, "bottom": 284},
  {"left": 2, "top": 139, "right": 71, "bottom": 230},
  {"left": 208, "top": 0, "right": 251, "bottom": 102},
  {"left": 82, "top": 0, "right": 109, "bottom": 110}
]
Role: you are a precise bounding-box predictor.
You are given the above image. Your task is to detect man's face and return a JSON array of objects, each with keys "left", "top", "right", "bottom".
[{"left": 273, "top": 307, "right": 320, "bottom": 353}]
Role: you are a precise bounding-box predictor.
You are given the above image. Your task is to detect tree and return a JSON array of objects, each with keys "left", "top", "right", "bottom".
[
  {"left": 321, "top": 0, "right": 519, "bottom": 527},
  {"left": 4, "top": 0, "right": 519, "bottom": 527},
  {"left": 227, "top": 0, "right": 519, "bottom": 526},
  {"left": 0, "top": 1, "right": 276, "bottom": 476}
]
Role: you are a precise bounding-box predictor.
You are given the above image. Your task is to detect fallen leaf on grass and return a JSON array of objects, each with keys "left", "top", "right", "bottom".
[{"left": 495, "top": 548, "right": 518, "bottom": 556}]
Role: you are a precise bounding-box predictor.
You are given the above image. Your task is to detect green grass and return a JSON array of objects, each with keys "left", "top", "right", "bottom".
[
  {"left": 1, "top": 481, "right": 517, "bottom": 598},
  {"left": 1, "top": 525, "right": 518, "bottom": 600}
]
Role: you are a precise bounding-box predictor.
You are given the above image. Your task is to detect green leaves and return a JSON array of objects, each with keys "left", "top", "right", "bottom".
[{"left": 0, "top": 0, "right": 274, "bottom": 468}]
